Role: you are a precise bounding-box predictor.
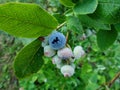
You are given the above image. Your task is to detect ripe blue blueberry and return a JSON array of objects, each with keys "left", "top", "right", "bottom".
[{"left": 49, "top": 31, "right": 66, "bottom": 50}]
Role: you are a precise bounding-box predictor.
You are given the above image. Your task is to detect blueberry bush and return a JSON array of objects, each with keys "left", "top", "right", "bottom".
[{"left": 0, "top": 0, "right": 120, "bottom": 90}]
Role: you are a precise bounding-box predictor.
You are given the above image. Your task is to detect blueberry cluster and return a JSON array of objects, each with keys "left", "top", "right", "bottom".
[{"left": 42, "top": 31, "right": 85, "bottom": 77}]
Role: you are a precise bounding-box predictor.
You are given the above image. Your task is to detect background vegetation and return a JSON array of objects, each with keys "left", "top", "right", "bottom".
[{"left": 0, "top": 0, "right": 120, "bottom": 90}]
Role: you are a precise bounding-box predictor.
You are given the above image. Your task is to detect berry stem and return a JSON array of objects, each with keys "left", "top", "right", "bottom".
[
  {"left": 66, "top": 32, "right": 72, "bottom": 49},
  {"left": 66, "top": 44, "right": 71, "bottom": 48},
  {"left": 66, "top": 60, "right": 70, "bottom": 65},
  {"left": 66, "top": 31, "right": 69, "bottom": 44},
  {"left": 56, "top": 22, "right": 66, "bottom": 30}
]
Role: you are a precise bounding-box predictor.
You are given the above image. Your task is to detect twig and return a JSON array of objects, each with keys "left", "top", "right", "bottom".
[
  {"left": 107, "top": 71, "right": 120, "bottom": 88},
  {"left": 97, "top": 71, "right": 120, "bottom": 90},
  {"left": 56, "top": 22, "right": 66, "bottom": 30}
]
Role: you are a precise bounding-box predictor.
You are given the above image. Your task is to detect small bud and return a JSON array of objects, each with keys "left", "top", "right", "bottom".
[
  {"left": 61, "top": 65, "right": 75, "bottom": 77},
  {"left": 44, "top": 45, "right": 55, "bottom": 57},
  {"left": 52, "top": 55, "right": 62, "bottom": 65},
  {"left": 73, "top": 46, "right": 85, "bottom": 59},
  {"left": 57, "top": 47, "right": 73, "bottom": 60},
  {"left": 49, "top": 31, "right": 66, "bottom": 50}
]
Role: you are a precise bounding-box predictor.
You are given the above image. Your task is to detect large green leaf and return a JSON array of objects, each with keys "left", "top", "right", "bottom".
[
  {"left": 67, "top": 16, "right": 83, "bottom": 33},
  {"left": 90, "top": 0, "right": 120, "bottom": 24},
  {"left": 97, "top": 28, "right": 118, "bottom": 50},
  {"left": 0, "top": 3, "right": 58, "bottom": 38},
  {"left": 14, "top": 39, "right": 44, "bottom": 79},
  {"left": 59, "top": 0, "right": 74, "bottom": 7},
  {"left": 78, "top": 15, "right": 111, "bottom": 30},
  {"left": 74, "top": 0, "right": 98, "bottom": 14}
]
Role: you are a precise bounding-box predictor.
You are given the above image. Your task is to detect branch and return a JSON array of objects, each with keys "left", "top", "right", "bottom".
[
  {"left": 107, "top": 71, "right": 120, "bottom": 88},
  {"left": 97, "top": 71, "right": 120, "bottom": 90}
]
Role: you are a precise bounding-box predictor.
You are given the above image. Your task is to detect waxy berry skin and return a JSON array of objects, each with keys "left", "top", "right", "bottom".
[
  {"left": 73, "top": 46, "right": 85, "bottom": 59},
  {"left": 52, "top": 55, "right": 62, "bottom": 65},
  {"left": 44, "top": 45, "right": 55, "bottom": 57},
  {"left": 49, "top": 31, "right": 66, "bottom": 50},
  {"left": 57, "top": 47, "right": 73, "bottom": 60},
  {"left": 61, "top": 65, "right": 75, "bottom": 77}
]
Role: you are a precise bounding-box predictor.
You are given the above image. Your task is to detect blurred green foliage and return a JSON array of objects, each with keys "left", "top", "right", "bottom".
[
  {"left": 0, "top": 0, "right": 120, "bottom": 90},
  {"left": 0, "top": 31, "right": 23, "bottom": 89}
]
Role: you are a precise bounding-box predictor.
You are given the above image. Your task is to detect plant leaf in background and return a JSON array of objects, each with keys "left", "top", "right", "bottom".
[
  {"left": 90, "top": 0, "right": 120, "bottom": 24},
  {"left": 0, "top": 3, "right": 58, "bottom": 38},
  {"left": 78, "top": 15, "right": 111, "bottom": 30},
  {"left": 59, "top": 0, "right": 75, "bottom": 7},
  {"left": 74, "top": 0, "right": 98, "bottom": 14},
  {"left": 14, "top": 39, "right": 44, "bottom": 79},
  {"left": 97, "top": 27, "right": 118, "bottom": 50},
  {"left": 114, "top": 23, "right": 120, "bottom": 32},
  {"left": 67, "top": 16, "right": 83, "bottom": 33}
]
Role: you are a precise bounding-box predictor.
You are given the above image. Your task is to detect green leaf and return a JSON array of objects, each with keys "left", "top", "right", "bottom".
[
  {"left": 90, "top": 0, "right": 120, "bottom": 24},
  {"left": 114, "top": 23, "right": 120, "bottom": 32},
  {"left": 97, "top": 27, "right": 118, "bottom": 50},
  {"left": 80, "top": 63, "right": 92, "bottom": 81},
  {"left": 85, "top": 82, "right": 98, "bottom": 90},
  {"left": 0, "top": 3, "right": 58, "bottom": 38},
  {"left": 67, "top": 16, "right": 83, "bottom": 33},
  {"left": 74, "top": 0, "right": 98, "bottom": 14},
  {"left": 59, "top": 0, "right": 75, "bottom": 7},
  {"left": 78, "top": 15, "right": 111, "bottom": 30},
  {"left": 53, "top": 13, "right": 66, "bottom": 24},
  {"left": 14, "top": 39, "right": 44, "bottom": 79}
]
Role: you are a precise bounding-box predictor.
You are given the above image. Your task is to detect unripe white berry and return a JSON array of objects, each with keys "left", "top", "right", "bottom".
[
  {"left": 52, "top": 55, "right": 62, "bottom": 65},
  {"left": 73, "top": 46, "right": 85, "bottom": 59},
  {"left": 61, "top": 65, "right": 75, "bottom": 77},
  {"left": 44, "top": 45, "right": 55, "bottom": 57},
  {"left": 57, "top": 47, "right": 73, "bottom": 60}
]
